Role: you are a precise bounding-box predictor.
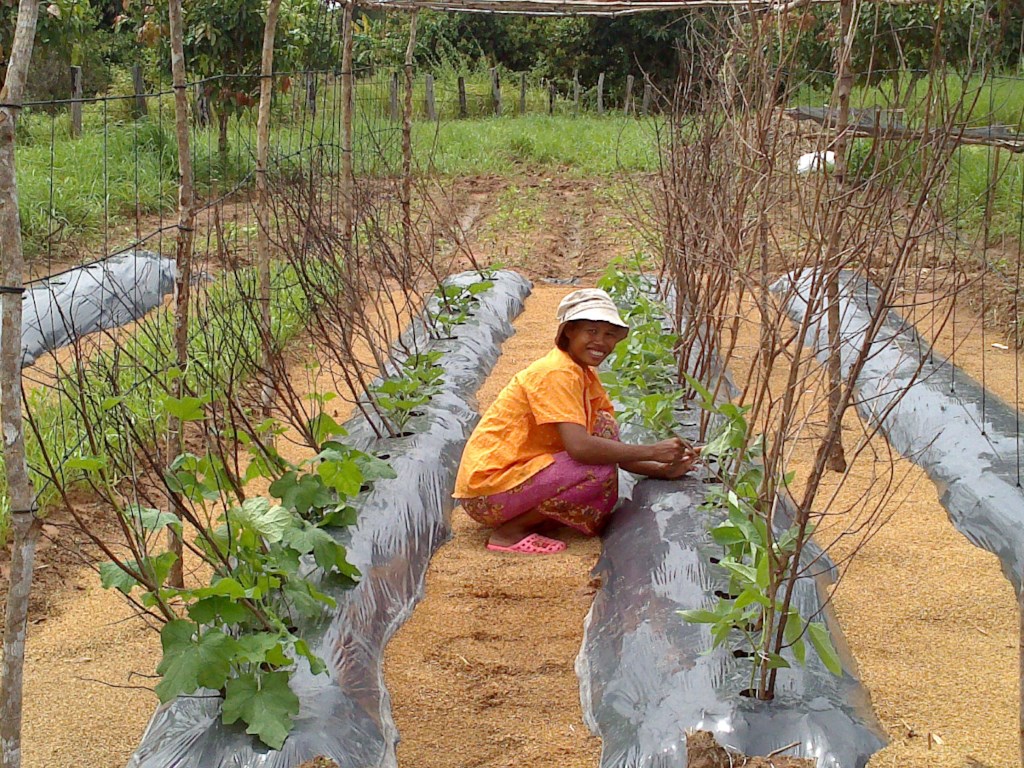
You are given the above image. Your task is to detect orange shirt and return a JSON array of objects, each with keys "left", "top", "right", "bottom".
[{"left": 454, "top": 347, "right": 615, "bottom": 498}]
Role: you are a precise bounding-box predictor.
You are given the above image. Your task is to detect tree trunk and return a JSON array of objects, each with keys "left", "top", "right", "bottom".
[
  {"left": 256, "top": 0, "right": 283, "bottom": 413},
  {"left": 217, "top": 110, "right": 229, "bottom": 165},
  {"left": 167, "top": 0, "right": 197, "bottom": 588},
  {"left": 0, "top": 1, "right": 43, "bottom": 766}
]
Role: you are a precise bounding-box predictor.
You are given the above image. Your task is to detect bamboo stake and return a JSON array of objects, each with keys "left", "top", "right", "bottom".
[
  {"left": 256, "top": 0, "right": 284, "bottom": 414},
  {"left": 0, "top": 0, "right": 43, "bottom": 765},
  {"left": 166, "top": 0, "right": 196, "bottom": 589},
  {"left": 69, "top": 66, "right": 83, "bottom": 138}
]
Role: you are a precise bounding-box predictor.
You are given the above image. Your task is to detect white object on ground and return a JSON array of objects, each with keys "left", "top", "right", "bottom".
[{"left": 796, "top": 150, "right": 836, "bottom": 174}]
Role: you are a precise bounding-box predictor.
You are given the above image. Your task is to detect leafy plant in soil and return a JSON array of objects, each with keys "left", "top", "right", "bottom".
[
  {"left": 371, "top": 350, "right": 446, "bottom": 432},
  {"left": 679, "top": 377, "right": 842, "bottom": 696},
  {"left": 429, "top": 276, "right": 494, "bottom": 339},
  {"left": 92, "top": 399, "right": 395, "bottom": 749}
]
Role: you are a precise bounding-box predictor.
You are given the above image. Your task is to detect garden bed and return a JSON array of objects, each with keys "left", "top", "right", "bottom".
[{"left": 126, "top": 270, "right": 531, "bottom": 768}]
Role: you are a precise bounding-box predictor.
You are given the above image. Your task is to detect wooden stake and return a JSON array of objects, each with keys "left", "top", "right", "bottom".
[
  {"left": 642, "top": 80, "right": 652, "bottom": 115},
  {"left": 548, "top": 81, "right": 555, "bottom": 115},
  {"left": 70, "top": 65, "right": 82, "bottom": 138},
  {"left": 131, "top": 64, "right": 148, "bottom": 118},
  {"left": 256, "top": 0, "right": 283, "bottom": 416},
  {"left": 166, "top": 0, "right": 197, "bottom": 589},
  {"left": 624, "top": 74, "right": 634, "bottom": 115},
  {"left": 0, "top": 9, "right": 43, "bottom": 767},
  {"left": 491, "top": 67, "right": 502, "bottom": 117},
  {"left": 519, "top": 72, "right": 527, "bottom": 115},
  {"left": 402, "top": 11, "right": 418, "bottom": 284},
  {"left": 340, "top": 0, "right": 355, "bottom": 253},
  {"left": 597, "top": 71, "right": 605, "bottom": 115},
  {"left": 458, "top": 75, "right": 467, "bottom": 118},
  {"left": 425, "top": 73, "right": 437, "bottom": 121},
  {"left": 390, "top": 71, "right": 399, "bottom": 121},
  {"left": 573, "top": 68, "right": 580, "bottom": 114}
]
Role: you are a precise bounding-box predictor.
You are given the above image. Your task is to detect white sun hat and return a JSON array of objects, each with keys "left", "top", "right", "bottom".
[{"left": 555, "top": 288, "right": 629, "bottom": 345}]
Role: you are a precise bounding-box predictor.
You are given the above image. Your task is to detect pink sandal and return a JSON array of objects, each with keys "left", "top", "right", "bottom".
[{"left": 486, "top": 532, "right": 567, "bottom": 555}]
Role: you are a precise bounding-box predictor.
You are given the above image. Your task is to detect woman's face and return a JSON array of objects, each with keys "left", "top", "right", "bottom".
[{"left": 562, "top": 320, "right": 628, "bottom": 368}]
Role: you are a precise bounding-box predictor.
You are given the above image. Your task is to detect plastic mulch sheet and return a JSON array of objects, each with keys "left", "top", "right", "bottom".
[
  {"left": 13, "top": 251, "right": 176, "bottom": 366},
  {"left": 576, "top": 295, "right": 885, "bottom": 768},
  {"left": 127, "top": 270, "right": 532, "bottom": 768},
  {"left": 775, "top": 270, "right": 1024, "bottom": 593}
]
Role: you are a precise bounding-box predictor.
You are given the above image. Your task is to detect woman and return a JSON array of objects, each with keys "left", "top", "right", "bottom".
[{"left": 453, "top": 288, "right": 699, "bottom": 554}]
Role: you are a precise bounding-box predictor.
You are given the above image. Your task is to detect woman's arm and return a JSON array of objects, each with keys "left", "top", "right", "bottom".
[
  {"left": 556, "top": 422, "right": 690, "bottom": 466},
  {"left": 621, "top": 455, "right": 699, "bottom": 479}
]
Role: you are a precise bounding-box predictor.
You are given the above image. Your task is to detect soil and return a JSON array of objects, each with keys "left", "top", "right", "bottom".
[{"left": 2, "top": 174, "right": 1021, "bottom": 768}]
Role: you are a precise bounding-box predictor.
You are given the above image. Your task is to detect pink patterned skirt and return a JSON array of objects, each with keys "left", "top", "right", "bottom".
[{"left": 460, "top": 412, "right": 620, "bottom": 537}]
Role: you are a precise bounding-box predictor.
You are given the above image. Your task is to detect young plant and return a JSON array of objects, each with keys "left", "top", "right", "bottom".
[
  {"left": 370, "top": 349, "right": 446, "bottom": 432},
  {"left": 92, "top": 404, "right": 395, "bottom": 749},
  {"left": 679, "top": 377, "right": 841, "bottom": 697},
  {"left": 429, "top": 277, "right": 494, "bottom": 339}
]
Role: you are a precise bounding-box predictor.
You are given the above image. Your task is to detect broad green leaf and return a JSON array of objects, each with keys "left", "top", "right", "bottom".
[
  {"left": 65, "top": 455, "right": 107, "bottom": 472},
  {"left": 154, "top": 622, "right": 237, "bottom": 702},
  {"left": 321, "top": 505, "right": 358, "bottom": 528},
  {"left": 354, "top": 454, "right": 396, "bottom": 482},
  {"left": 734, "top": 587, "right": 769, "bottom": 610},
  {"left": 761, "top": 652, "right": 791, "bottom": 671},
  {"left": 162, "top": 394, "right": 209, "bottom": 422},
  {"left": 127, "top": 506, "right": 181, "bottom": 534},
  {"left": 191, "top": 577, "right": 247, "bottom": 600},
  {"left": 270, "top": 472, "right": 334, "bottom": 516},
  {"left": 99, "top": 561, "right": 141, "bottom": 594},
  {"left": 721, "top": 561, "right": 758, "bottom": 585},
  {"left": 309, "top": 413, "right": 345, "bottom": 444},
  {"left": 318, "top": 459, "right": 363, "bottom": 497},
  {"left": 710, "top": 523, "right": 746, "bottom": 546},
  {"left": 678, "top": 609, "right": 720, "bottom": 624},
  {"left": 808, "top": 622, "right": 843, "bottom": 676},
  {"left": 234, "top": 633, "right": 282, "bottom": 664},
  {"left": 187, "top": 595, "right": 250, "bottom": 625},
  {"left": 231, "top": 498, "right": 293, "bottom": 542},
  {"left": 222, "top": 671, "right": 299, "bottom": 750}
]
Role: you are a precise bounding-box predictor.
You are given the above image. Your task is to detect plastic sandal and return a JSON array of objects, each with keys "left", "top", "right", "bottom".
[{"left": 486, "top": 532, "right": 567, "bottom": 555}]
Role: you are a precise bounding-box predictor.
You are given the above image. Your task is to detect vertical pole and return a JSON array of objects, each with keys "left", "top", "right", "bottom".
[
  {"left": 389, "top": 72, "right": 399, "bottom": 121},
  {"left": 822, "top": 0, "right": 855, "bottom": 474},
  {"left": 305, "top": 73, "right": 317, "bottom": 118},
  {"left": 548, "top": 81, "right": 555, "bottom": 115},
  {"left": 642, "top": 80, "right": 652, "bottom": 115},
  {"left": 457, "top": 75, "right": 467, "bottom": 118},
  {"left": 624, "top": 74, "right": 634, "bottom": 115},
  {"left": 70, "top": 65, "right": 83, "bottom": 138},
  {"left": 573, "top": 68, "right": 580, "bottom": 115},
  {"left": 131, "top": 64, "right": 148, "bottom": 118},
  {"left": 425, "top": 73, "right": 436, "bottom": 121},
  {"left": 340, "top": 0, "right": 355, "bottom": 253},
  {"left": 402, "top": 11, "right": 418, "bottom": 283},
  {"left": 519, "top": 72, "right": 527, "bottom": 116},
  {"left": 166, "top": 0, "right": 196, "bottom": 589},
  {"left": 491, "top": 67, "right": 501, "bottom": 117},
  {"left": 256, "top": 0, "right": 283, "bottom": 413},
  {"left": 0, "top": 2, "right": 43, "bottom": 764},
  {"left": 597, "top": 71, "right": 605, "bottom": 115}
]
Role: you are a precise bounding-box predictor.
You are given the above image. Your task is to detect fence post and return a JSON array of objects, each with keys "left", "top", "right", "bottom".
[
  {"left": 642, "top": 80, "right": 652, "bottom": 116},
  {"left": 305, "top": 73, "right": 317, "bottom": 118},
  {"left": 491, "top": 67, "right": 502, "bottom": 117},
  {"left": 131, "top": 64, "right": 148, "bottom": 118},
  {"left": 573, "top": 69, "right": 580, "bottom": 115},
  {"left": 624, "top": 74, "right": 634, "bottom": 115},
  {"left": 549, "top": 81, "right": 555, "bottom": 115},
  {"left": 389, "top": 71, "right": 400, "bottom": 121},
  {"left": 597, "top": 72, "right": 605, "bottom": 115},
  {"left": 458, "top": 75, "right": 467, "bottom": 118},
  {"left": 70, "top": 65, "right": 83, "bottom": 138},
  {"left": 519, "top": 72, "right": 527, "bottom": 115},
  {"left": 194, "top": 84, "right": 210, "bottom": 127},
  {"left": 425, "top": 73, "right": 437, "bottom": 121}
]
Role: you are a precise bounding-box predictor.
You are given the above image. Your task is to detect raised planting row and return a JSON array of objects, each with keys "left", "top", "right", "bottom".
[
  {"left": 126, "top": 270, "right": 531, "bottom": 768},
  {"left": 775, "top": 270, "right": 1024, "bottom": 594},
  {"left": 575, "top": 267, "right": 885, "bottom": 767}
]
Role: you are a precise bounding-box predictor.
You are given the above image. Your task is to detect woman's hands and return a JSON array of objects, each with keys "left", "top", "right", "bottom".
[
  {"left": 647, "top": 437, "right": 691, "bottom": 465},
  {"left": 555, "top": 424, "right": 701, "bottom": 480}
]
